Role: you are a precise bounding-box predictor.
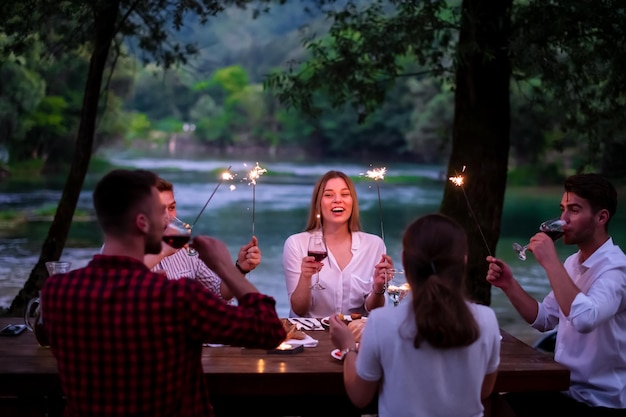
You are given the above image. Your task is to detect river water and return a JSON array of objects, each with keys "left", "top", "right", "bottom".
[{"left": 2, "top": 156, "right": 625, "bottom": 345}]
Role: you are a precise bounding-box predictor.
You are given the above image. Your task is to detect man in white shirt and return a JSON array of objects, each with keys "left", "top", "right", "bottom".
[
  {"left": 145, "top": 177, "right": 261, "bottom": 301},
  {"left": 487, "top": 173, "right": 626, "bottom": 416}
]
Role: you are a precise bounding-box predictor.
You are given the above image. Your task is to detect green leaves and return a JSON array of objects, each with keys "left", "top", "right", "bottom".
[{"left": 264, "top": 0, "right": 457, "bottom": 122}]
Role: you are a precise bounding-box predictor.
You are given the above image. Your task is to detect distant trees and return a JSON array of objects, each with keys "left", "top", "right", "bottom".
[
  {"left": 0, "top": 0, "right": 247, "bottom": 314},
  {"left": 1, "top": 0, "right": 624, "bottom": 312},
  {"left": 6, "top": 1, "right": 618, "bottom": 171}
]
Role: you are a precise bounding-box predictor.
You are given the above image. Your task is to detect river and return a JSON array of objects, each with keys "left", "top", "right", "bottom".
[{"left": 2, "top": 156, "right": 625, "bottom": 345}]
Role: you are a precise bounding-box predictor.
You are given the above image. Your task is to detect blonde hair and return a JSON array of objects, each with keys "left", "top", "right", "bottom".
[{"left": 304, "top": 170, "right": 361, "bottom": 232}]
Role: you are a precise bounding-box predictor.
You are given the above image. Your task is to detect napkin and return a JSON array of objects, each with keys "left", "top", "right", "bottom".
[
  {"left": 284, "top": 333, "right": 319, "bottom": 348},
  {"left": 288, "top": 318, "right": 323, "bottom": 331}
]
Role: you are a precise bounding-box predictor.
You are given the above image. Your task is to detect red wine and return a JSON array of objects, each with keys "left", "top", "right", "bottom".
[
  {"left": 543, "top": 230, "right": 564, "bottom": 241},
  {"left": 308, "top": 251, "right": 328, "bottom": 262},
  {"left": 163, "top": 234, "right": 190, "bottom": 249}
]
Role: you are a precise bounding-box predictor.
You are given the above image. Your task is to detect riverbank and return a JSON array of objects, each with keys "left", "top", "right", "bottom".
[{"left": 3, "top": 157, "right": 625, "bottom": 349}]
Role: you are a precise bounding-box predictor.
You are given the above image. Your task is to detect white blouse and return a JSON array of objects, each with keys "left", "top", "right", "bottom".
[{"left": 282, "top": 231, "right": 386, "bottom": 317}]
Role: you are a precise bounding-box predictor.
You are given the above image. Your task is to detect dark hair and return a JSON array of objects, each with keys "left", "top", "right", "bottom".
[
  {"left": 564, "top": 173, "right": 617, "bottom": 226},
  {"left": 402, "top": 213, "right": 479, "bottom": 349},
  {"left": 305, "top": 170, "right": 361, "bottom": 232},
  {"left": 93, "top": 169, "right": 158, "bottom": 236},
  {"left": 156, "top": 177, "right": 174, "bottom": 193}
]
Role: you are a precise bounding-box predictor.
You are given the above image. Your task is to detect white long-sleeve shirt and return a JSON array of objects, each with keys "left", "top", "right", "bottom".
[{"left": 533, "top": 238, "right": 626, "bottom": 408}]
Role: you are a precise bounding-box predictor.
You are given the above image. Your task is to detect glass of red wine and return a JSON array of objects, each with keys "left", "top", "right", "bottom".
[
  {"left": 163, "top": 216, "right": 192, "bottom": 251},
  {"left": 512, "top": 218, "right": 566, "bottom": 261},
  {"left": 308, "top": 232, "right": 328, "bottom": 290}
]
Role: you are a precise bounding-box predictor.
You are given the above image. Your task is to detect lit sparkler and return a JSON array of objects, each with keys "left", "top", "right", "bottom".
[
  {"left": 448, "top": 166, "right": 492, "bottom": 256},
  {"left": 191, "top": 166, "right": 234, "bottom": 228},
  {"left": 362, "top": 166, "right": 387, "bottom": 242},
  {"left": 245, "top": 162, "right": 267, "bottom": 236}
]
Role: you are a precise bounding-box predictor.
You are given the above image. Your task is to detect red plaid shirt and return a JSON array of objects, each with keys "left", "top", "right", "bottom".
[{"left": 42, "top": 255, "right": 285, "bottom": 417}]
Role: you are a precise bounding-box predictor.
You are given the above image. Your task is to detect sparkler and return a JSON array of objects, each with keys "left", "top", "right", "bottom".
[
  {"left": 362, "top": 166, "right": 387, "bottom": 242},
  {"left": 246, "top": 162, "right": 267, "bottom": 236},
  {"left": 190, "top": 166, "right": 234, "bottom": 228},
  {"left": 448, "top": 166, "right": 492, "bottom": 256}
]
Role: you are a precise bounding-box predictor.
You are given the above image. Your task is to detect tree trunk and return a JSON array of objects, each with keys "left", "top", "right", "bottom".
[
  {"left": 5, "top": 1, "right": 121, "bottom": 316},
  {"left": 441, "top": 0, "right": 513, "bottom": 305}
]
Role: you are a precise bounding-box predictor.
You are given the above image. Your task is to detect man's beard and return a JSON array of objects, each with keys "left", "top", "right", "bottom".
[{"left": 145, "top": 234, "right": 163, "bottom": 255}]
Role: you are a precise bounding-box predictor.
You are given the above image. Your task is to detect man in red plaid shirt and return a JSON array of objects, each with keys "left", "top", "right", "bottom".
[{"left": 42, "top": 169, "right": 286, "bottom": 417}]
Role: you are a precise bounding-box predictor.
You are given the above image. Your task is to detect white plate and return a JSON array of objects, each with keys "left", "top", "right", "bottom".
[
  {"left": 321, "top": 315, "right": 367, "bottom": 330},
  {"left": 330, "top": 343, "right": 359, "bottom": 361},
  {"left": 330, "top": 349, "right": 343, "bottom": 361}
]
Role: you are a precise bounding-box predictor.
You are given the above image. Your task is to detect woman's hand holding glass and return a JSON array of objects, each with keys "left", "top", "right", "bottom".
[
  {"left": 302, "top": 250, "right": 325, "bottom": 290},
  {"left": 374, "top": 255, "right": 409, "bottom": 306},
  {"left": 308, "top": 233, "right": 328, "bottom": 290}
]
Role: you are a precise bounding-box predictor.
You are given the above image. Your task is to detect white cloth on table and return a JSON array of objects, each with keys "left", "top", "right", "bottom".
[
  {"left": 284, "top": 333, "right": 319, "bottom": 348},
  {"left": 288, "top": 317, "right": 323, "bottom": 330}
]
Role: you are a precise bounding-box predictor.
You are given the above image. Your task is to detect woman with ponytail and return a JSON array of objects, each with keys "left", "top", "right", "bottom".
[{"left": 329, "top": 213, "right": 502, "bottom": 417}]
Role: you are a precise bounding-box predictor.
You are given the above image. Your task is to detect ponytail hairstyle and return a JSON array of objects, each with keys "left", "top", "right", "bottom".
[{"left": 402, "top": 213, "right": 479, "bottom": 349}]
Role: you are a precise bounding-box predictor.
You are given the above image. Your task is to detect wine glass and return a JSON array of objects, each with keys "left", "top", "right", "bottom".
[
  {"left": 384, "top": 269, "right": 409, "bottom": 306},
  {"left": 512, "top": 218, "right": 566, "bottom": 261},
  {"left": 166, "top": 216, "right": 198, "bottom": 256},
  {"left": 308, "top": 233, "right": 328, "bottom": 290},
  {"left": 163, "top": 216, "right": 193, "bottom": 251}
]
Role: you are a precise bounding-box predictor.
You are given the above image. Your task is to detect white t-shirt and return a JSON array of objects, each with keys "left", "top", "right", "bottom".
[
  {"left": 283, "top": 231, "right": 386, "bottom": 317},
  {"left": 533, "top": 237, "right": 626, "bottom": 408},
  {"left": 357, "top": 297, "right": 501, "bottom": 417}
]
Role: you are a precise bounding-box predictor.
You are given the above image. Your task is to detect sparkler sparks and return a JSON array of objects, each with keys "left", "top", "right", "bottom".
[
  {"left": 222, "top": 171, "right": 236, "bottom": 181},
  {"left": 246, "top": 162, "right": 267, "bottom": 186},
  {"left": 448, "top": 166, "right": 492, "bottom": 256},
  {"left": 365, "top": 167, "right": 387, "bottom": 181},
  {"left": 190, "top": 166, "right": 233, "bottom": 229},
  {"left": 361, "top": 166, "right": 387, "bottom": 242},
  {"left": 245, "top": 162, "right": 267, "bottom": 236},
  {"left": 449, "top": 175, "right": 464, "bottom": 187}
]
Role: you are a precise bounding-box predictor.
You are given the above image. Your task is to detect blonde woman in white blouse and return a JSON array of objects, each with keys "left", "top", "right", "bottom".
[{"left": 283, "top": 170, "right": 394, "bottom": 318}]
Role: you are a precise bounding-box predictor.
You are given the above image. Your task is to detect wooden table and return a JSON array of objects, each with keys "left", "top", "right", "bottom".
[{"left": 0, "top": 317, "right": 569, "bottom": 416}]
